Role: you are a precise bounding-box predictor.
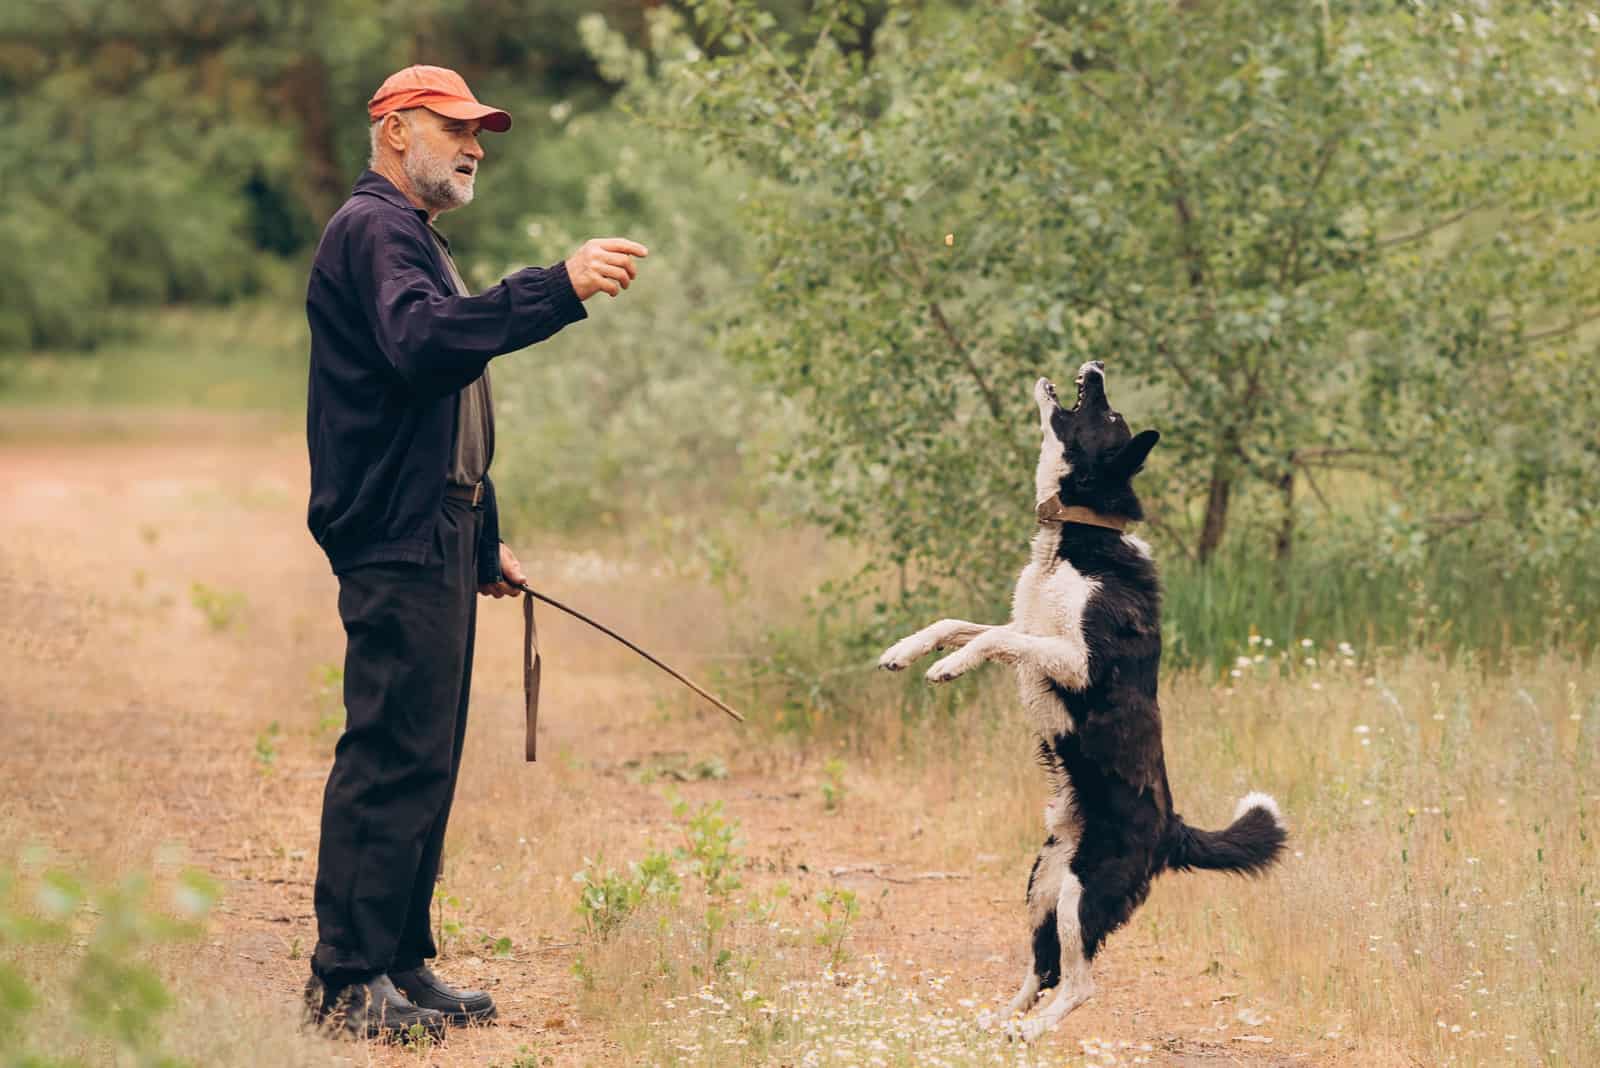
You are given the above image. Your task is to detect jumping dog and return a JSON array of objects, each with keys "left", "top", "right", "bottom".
[{"left": 878, "top": 361, "right": 1286, "bottom": 1041}]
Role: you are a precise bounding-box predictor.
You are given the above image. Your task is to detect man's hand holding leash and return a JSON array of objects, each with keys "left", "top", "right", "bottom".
[{"left": 479, "top": 542, "right": 527, "bottom": 598}]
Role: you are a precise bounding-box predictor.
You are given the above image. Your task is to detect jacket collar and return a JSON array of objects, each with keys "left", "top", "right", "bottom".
[{"left": 352, "top": 170, "right": 430, "bottom": 224}]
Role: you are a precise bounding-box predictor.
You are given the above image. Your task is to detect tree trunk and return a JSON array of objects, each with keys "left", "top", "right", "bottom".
[
  {"left": 1197, "top": 458, "right": 1232, "bottom": 563},
  {"left": 1274, "top": 457, "right": 1295, "bottom": 563}
]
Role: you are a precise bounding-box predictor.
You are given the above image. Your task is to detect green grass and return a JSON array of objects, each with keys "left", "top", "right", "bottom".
[
  {"left": 1161, "top": 539, "right": 1599, "bottom": 672},
  {"left": 0, "top": 294, "right": 307, "bottom": 414}
]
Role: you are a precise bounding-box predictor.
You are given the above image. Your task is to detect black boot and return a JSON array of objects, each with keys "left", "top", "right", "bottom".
[
  {"left": 303, "top": 973, "right": 448, "bottom": 1041},
  {"left": 389, "top": 964, "right": 497, "bottom": 1025}
]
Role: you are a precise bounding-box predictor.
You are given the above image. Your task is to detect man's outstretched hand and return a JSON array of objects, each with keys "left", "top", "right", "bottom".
[
  {"left": 565, "top": 238, "right": 648, "bottom": 300},
  {"left": 480, "top": 541, "right": 528, "bottom": 599}
]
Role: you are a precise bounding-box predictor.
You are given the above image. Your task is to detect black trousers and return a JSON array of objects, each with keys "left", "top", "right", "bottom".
[{"left": 311, "top": 498, "right": 480, "bottom": 986}]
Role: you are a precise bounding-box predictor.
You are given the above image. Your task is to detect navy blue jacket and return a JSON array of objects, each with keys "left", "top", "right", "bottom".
[{"left": 305, "top": 171, "right": 586, "bottom": 581}]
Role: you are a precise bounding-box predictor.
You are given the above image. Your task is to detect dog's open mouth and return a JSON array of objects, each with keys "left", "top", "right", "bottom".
[
  {"left": 1036, "top": 362, "right": 1105, "bottom": 417},
  {"left": 1072, "top": 361, "right": 1105, "bottom": 411}
]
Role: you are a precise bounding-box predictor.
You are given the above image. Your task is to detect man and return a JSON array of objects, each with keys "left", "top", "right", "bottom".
[{"left": 302, "top": 64, "right": 646, "bottom": 1040}]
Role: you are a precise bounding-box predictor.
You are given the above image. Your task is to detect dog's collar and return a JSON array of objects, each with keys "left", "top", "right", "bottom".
[{"left": 1035, "top": 496, "right": 1129, "bottom": 532}]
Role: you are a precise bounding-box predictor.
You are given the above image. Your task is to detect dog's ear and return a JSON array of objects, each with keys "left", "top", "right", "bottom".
[{"left": 1111, "top": 429, "right": 1160, "bottom": 478}]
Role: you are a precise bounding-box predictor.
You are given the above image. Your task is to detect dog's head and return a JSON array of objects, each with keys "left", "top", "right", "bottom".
[{"left": 1033, "top": 361, "right": 1159, "bottom": 522}]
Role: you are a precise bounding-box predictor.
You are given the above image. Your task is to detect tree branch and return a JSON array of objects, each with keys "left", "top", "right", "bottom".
[
  {"left": 1140, "top": 509, "right": 1196, "bottom": 562},
  {"left": 888, "top": 235, "right": 1010, "bottom": 430},
  {"left": 1521, "top": 307, "right": 1600, "bottom": 345},
  {"left": 1296, "top": 459, "right": 1334, "bottom": 512},
  {"left": 1295, "top": 446, "right": 1399, "bottom": 463},
  {"left": 1279, "top": 130, "right": 1344, "bottom": 286},
  {"left": 729, "top": 9, "right": 816, "bottom": 116},
  {"left": 927, "top": 301, "right": 1006, "bottom": 425},
  {"left": 1069, "top": 296, "right": 1198, "bottom": 392},
  {"left": 1375, "top": 205, "right": 1480, "bottom": 251},
  {"left": 798, "top": 6, "right": 843, "bottom": 96}
]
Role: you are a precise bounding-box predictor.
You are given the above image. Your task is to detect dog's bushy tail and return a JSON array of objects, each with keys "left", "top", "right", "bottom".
[{"left": 1165, "top": 792, "right": 1287, "bottom": 876}]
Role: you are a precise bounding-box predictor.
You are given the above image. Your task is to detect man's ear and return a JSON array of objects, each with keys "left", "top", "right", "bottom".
[
  {"left": 382, "top": 112, "right": 410, "bottom": 154},
  {"left": 1112, "top": 429, "right": 1160, "bottom": 477}
]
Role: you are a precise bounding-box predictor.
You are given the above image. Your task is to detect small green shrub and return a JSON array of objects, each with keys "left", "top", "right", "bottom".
[
  {"left": 812, "top": 886, "right": 859, "bottom": 971},
  {"left": 819, "top": 758, "right": 847, "bottom": 813},
  {"left": 0, "top": 862, "right": 219, "bottom": 1064},
  {"left": 189, "top": 582, "right": 246, "bottom": 632},
  {"left": 253, "top": 722, "right": 280, "bottom": 771},
  {"left": 573, "top": 851, "right": 681, "bottom": 939}
]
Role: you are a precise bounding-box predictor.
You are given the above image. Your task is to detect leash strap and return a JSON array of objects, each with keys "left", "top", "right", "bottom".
[
  {"left": 514, "top": 582, "right": 744, "bottom": 763},
  {"left": 523, "top": 588, "right": 540, "bottom": 762}
]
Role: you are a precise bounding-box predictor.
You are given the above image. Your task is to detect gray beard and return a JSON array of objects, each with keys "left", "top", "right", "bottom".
[{"left": 405, "top": 143, "right": 473, "bottom": 214}]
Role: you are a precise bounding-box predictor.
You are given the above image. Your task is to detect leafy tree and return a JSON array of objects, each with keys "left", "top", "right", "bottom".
[
  {"left": 593, "top": 0, "right": 1598, "bottom": 613},
  {"left": 0, "top": 0, "right": 697, "bottom": 348}
]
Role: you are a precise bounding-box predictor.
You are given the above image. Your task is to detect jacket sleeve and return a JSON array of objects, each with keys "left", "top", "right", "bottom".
[
  {"left": 477, "top": 473, "right": 504, "bottom": 586},
  {"left": 354, "top": 216, "right": 587, "bottom": 397}
]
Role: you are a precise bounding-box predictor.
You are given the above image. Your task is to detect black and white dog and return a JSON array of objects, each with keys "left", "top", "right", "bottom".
[{"left": 878, "top": 361, "right": 1286, "bottom": 1041}]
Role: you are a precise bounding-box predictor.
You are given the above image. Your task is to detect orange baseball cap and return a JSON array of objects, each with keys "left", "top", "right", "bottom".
[{"left": 367, "top": 65, "right": 512, "bottom": 132}]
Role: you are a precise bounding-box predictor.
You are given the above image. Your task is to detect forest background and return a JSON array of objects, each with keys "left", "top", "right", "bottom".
[
  {"left": 4, "top": 0, "right": 1598, "bottom": 669},
  {"left": 4, "top": 0, "right": 1597, "bottom": 671}
]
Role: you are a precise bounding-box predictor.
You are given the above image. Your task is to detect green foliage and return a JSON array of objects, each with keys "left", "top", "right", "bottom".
[
  {"left": 432, "top": 884, "right": 464, "bottom": 955},
  {"left": 819, "top": 757, "right": 846, "bottom": 812},
  {"left": 1160, "top": 529, "right": 1600, "bottom": 670},
  {"left": 0, "top": 861, "right": 219, "bottom": 1066},
  {"left": 623, "top": 753, "right": 729, "bottom": 785},
  {"left": 0, "top": 284, "right": 310, "bottom": 412},
  {"left": 671, "top": 797, "right": 744, "bottom": 975},
  {"left": 489, "top": 1045, "right": 544, "bottom": 1068},
  {"left": 252, "top": 722, "right": 281, "bottom": 771},
  {"left": 399, "top": 1021, "right": 436, "bottom": 1053},
  {"left": 595, "top": 0, "right": 1599, "bottom": 619},
  {"left": 671, "top": 797, "right": 742, "bottom": 902},
  {"left": 811, "top": 885, "right": 858, "bottom": 970},
  {"left": 309, "top": 663, "right": 344, "bottom": 736},
  {"left": 0, "top": 0, "right": 715, "bottom": 351},
  {"left": 0, "top": 56, "right": 301, "bottom": 349},
  {"left": 485, "top": 112, "right": 777, "bottom": 534},
  {"left": 573, "top": 850, "right": 682, "bottom": 939},
  {"left": 572, "top": 796, "right": 764, "bottom": 987},
  {"left": 188, "top": 583, "right": 246, "bottom": 632}
]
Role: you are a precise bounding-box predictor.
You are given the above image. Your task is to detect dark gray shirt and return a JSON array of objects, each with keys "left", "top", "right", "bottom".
[{"left": 429, "top": 226, "right": 494, "bottom": 486}]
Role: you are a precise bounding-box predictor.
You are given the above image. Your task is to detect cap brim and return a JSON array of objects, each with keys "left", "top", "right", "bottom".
[{"left": 425, "top": 99, "right": 512, "bottom": 133}]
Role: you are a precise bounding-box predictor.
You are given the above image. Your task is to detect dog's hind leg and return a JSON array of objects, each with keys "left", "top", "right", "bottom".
[
  {"left": 1014, "top": 868, "right": 1095, "bottom": 1042},
  {"left": 983, "top": 837, "right": 1068, "bottom": 1030},
  {"left": 878, "top": 619, "right": 1000, "bottom": 672}
]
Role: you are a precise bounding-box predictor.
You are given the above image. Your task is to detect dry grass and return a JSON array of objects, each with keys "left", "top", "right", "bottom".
[{"left": 3, "top": 432, "right": 1597, "bottom": 1066}]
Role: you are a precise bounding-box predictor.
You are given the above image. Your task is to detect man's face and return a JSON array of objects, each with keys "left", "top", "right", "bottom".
[{"left": 399, "top": 110, "right": 484, "bottom": 215}]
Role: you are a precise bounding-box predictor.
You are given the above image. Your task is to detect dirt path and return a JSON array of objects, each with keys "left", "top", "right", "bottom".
[{"left": 0, "top": 428, "right": 1329, "bottom": 1067}]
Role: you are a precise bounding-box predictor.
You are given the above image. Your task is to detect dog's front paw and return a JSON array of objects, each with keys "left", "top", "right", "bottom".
[
  {"left": 925, "top": 654, "right": 968, "bottom": 683},
  {"left": 877, "top": 640, "right": 917, "bottom": 672}
]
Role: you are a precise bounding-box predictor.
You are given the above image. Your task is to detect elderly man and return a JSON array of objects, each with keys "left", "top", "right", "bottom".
[{"left": 302, "top": 65, "right": 646, "bottom": 1040}]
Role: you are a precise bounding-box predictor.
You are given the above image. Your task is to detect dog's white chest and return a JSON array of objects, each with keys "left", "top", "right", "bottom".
[{"left": 1010, "top": 529, "right": 1098, "bottom": 733}]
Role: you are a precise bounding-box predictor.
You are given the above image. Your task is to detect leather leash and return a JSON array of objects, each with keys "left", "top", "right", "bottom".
[{"left": 515, "top": 581, "right": 745, "bottom": 762}]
